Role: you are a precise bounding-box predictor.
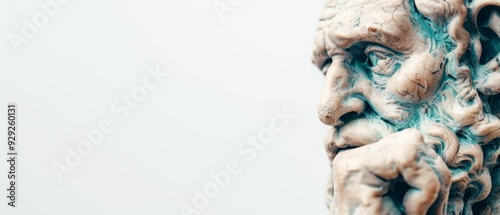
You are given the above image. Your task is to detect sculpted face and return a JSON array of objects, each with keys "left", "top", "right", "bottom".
[
  {"left": 313, "top": 0, "right": 500, "bottom": 214},
  {"left": 317, "top": 0, "right": 446, "bottom": 152}
]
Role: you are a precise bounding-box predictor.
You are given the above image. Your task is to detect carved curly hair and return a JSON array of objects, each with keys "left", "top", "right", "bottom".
[{"left": 314, "top": 0, "right": 500, "bottom": 214}]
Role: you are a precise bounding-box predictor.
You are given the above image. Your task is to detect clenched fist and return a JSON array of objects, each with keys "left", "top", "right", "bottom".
[{"left": 330, "top": 129, "right": 452, "bottom": 215}]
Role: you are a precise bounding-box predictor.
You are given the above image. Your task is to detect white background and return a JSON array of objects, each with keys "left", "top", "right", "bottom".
[{"left": 0, "top": 0, "right": 329, "bottom": 214}]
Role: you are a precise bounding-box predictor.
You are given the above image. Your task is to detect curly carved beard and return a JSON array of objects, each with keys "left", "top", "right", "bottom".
[
  {"left": 323, "top": 70, "right": 500, "bottom": 214},
  {"left": 316, "top": 0, "right": 500, "bottom": 213}
]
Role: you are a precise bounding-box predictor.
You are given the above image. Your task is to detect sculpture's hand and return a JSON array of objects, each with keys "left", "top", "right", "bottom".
[{"left": 330, "top": 129, "right": 452, "bottom": 215}]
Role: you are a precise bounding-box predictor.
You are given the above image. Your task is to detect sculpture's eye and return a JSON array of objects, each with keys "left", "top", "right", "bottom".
[{"left": 365, "top": 45, "right": 402, "bottom": 76}]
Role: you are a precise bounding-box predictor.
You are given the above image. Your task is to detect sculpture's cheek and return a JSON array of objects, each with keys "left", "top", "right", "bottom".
[{"left": 386, "top": 50, "right": 445, "bottom": 103}]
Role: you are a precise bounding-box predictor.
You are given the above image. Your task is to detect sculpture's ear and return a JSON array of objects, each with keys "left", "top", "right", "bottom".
[
  {"left": 476, "top": 5, "right": 500, "bottom": 64},
  {"left": 471, "top": 2, "right": 500, "bottom": 95}
]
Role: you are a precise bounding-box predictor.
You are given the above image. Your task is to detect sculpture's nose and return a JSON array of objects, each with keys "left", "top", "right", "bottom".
[{"left": 318, "top": 56, "right": 365, "bottom": 126}]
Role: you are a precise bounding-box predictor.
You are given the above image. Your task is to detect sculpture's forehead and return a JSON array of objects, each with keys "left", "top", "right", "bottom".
[{"left": 327, "top": 0, "right": 422, "bottom": 52}]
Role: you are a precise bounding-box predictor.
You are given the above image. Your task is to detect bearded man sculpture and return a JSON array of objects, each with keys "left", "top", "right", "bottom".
[{"left": 312, "top": 0, "right": 500, "bottom": 214}]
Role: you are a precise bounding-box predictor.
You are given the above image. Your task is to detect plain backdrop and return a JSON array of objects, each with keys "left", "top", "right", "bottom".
[{"left": 0, "top": 0, "right": 329, "bottom": 214}]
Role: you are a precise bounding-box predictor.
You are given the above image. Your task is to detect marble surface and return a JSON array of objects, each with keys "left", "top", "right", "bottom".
[{"left": 313, "top": 0, "right": 500, "bottom": 214}]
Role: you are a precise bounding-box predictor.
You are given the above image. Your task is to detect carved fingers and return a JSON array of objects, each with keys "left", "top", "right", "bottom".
[{"left": 330, "top": 129, "right": 451, "bottom": 215}]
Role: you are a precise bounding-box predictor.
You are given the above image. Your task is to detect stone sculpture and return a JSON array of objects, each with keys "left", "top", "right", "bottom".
[{"left": 312, "top": 0, "right": 500, "bottom": 214}]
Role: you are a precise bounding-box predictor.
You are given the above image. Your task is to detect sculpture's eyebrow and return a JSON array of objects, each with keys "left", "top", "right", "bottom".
[
  {"left": 328, "top": 11, "right": 415, "bottom": 54},
  {"left": 332, "top": 26, "right": 409, "bottom": 53}
]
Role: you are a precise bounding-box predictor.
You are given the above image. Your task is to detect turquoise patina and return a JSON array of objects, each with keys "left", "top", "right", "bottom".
[{"left": 313, "top": 0, "right": 500, "bottom": 214}]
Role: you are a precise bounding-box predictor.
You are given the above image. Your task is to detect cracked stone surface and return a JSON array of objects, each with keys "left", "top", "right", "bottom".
[{"left": 312, "top": 0, "right": 500, "bottom": 214}]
